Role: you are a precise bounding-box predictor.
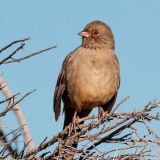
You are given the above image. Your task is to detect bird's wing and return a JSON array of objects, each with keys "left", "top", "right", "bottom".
[
  {"left": 114, "top": 53, "right": 121, "bottom": 90},
  {"left": 54, "top": 68, "right": 66, "bottom": 121},
  {"left": 53, "top": 50, "right": 77, "bottom": 121},
  {"left": 101, "top": 53, "right": 120, "bottom": 114}
]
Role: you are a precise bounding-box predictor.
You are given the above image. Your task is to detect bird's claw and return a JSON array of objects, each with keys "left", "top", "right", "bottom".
[
  {"left": 98, "top": 107, "right": 109, "bottom": 120},
  {"left": 72, "top": 112, "right": 80, "bottom": 133}
]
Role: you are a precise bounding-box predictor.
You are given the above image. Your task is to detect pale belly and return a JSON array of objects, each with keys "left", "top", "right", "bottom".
[{"left": 66, "top": 49, "right": 119, "bottom": 112}]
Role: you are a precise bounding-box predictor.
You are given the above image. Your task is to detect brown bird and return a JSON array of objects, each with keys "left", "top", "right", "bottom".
[{"left": 54, "top": 20, "right": 120, "bottom": 129}]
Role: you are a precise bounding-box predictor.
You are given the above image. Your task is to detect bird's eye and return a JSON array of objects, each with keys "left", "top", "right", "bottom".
[{"left": 93, "top": 30, "right": 99, "bottom": 35}]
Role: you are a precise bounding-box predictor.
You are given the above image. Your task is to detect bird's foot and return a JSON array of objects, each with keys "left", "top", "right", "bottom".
[
  {"left": 98, "top": 107, "right": 104, "bottom": 119},
  {"left": 72, "top": 111, "right": 80, "bottom": 133},
  {"left": 98, "top": 107, "right": 109, "bottom": 120}
]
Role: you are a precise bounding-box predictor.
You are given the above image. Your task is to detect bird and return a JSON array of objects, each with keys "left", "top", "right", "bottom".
[{"left": 53, "top": 20, "right": 120, "bottom": 129}]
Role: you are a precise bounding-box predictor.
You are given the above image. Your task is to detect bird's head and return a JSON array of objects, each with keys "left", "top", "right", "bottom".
[{"left": 79, "top": 20, "right": 115, "bottom": 49}]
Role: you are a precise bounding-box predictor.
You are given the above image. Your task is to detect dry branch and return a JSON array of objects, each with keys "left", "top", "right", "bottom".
[
  {"left": 0, "top": 97, "right": 159, "bottom": 159},
  {"left": 0, "top": 76, "right": 35, "bottom": 152},
  {"left": 3, "top": 45, "right": 57, "bottom": 64},
  {"left": 0, "top": 37, "right": 57, "bottom": 159},
  {"left": 0, "top": 37, "right": 57, "bottom": 65},
  {"left": 22, "top": 100, "right": 160, "bottom": 160},
  {"left": 0, "top": 38, "right": 30, "bottom": 53}
]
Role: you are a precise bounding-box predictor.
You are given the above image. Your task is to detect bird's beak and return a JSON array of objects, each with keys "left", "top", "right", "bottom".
[{"left": 78, "top": 31, "right": 90, "bottom": 38}]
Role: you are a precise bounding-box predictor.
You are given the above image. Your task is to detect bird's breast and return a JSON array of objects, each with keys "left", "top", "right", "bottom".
[{"left": 66, "top": 47, "right": 120, "bottom": 111}]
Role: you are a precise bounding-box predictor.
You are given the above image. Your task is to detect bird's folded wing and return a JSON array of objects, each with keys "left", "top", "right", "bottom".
[
  {"left": 53, "top": 69, "right": 65, "bottom": 121},
  {"left": 53, "top": 50, "right": 77, "bottom": 121}
]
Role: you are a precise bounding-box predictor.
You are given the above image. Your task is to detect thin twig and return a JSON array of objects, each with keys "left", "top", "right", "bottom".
[
  {"left": 111, "top": 96, "right": 130, "bottom": 114},
  {"left": 0, "top": 38, "right": 30, "bottom": 53},
  {"left": 0, "top": 43, "right": 25, "bottom": 65},
  {"left": 4, "top": 45, "right": 57, "bottom": 64}
]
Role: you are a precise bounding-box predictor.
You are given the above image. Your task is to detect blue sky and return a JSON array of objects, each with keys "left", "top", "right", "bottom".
[{"left": 0, "top": 0, "right": 160, "bottom": 153}]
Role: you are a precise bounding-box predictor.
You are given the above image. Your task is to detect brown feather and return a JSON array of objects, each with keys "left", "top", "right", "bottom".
[{"left": 53, "top": 20, "right": 120, "bottom": 143}]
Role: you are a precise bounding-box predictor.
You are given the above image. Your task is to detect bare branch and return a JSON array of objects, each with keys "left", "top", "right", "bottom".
[
  {"left": 3, "top": 45, "right": 57, "bottom": 64},
  {"left": 0, "top": 38, "right": 30, "bottom": 53},
  {"left": 0, "top": 76, "right": 35, "bottom": 152},
  {"left": 23, "top": 100, "right": 160, "bottom": 159},
  {"left": 0, "top": 43, "right": 25, "bottom": 65},
  {"left": 0, "top": 90, "right": 36, "bottom": 117},
  {"left": 111, "top": 96, "right": 130, "bottom": 114}
]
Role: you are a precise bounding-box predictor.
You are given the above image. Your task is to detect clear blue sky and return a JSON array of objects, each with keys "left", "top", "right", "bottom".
[{"left": 0, "top": 0, "right": 160, "bottom": 152}]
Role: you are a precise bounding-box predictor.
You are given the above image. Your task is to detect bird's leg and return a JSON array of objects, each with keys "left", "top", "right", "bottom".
[
  {"left": 98, "top": 106, "right": 110, "bottom": 119},
  {"left": 98, "top": 106, "right": 104, "bottom": 119},
  {"left": 72, "top": 111, "right": 80, "bottom": 133},
  {"left": 98, "top": 106, "right": 111, "bottom": 123}
]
